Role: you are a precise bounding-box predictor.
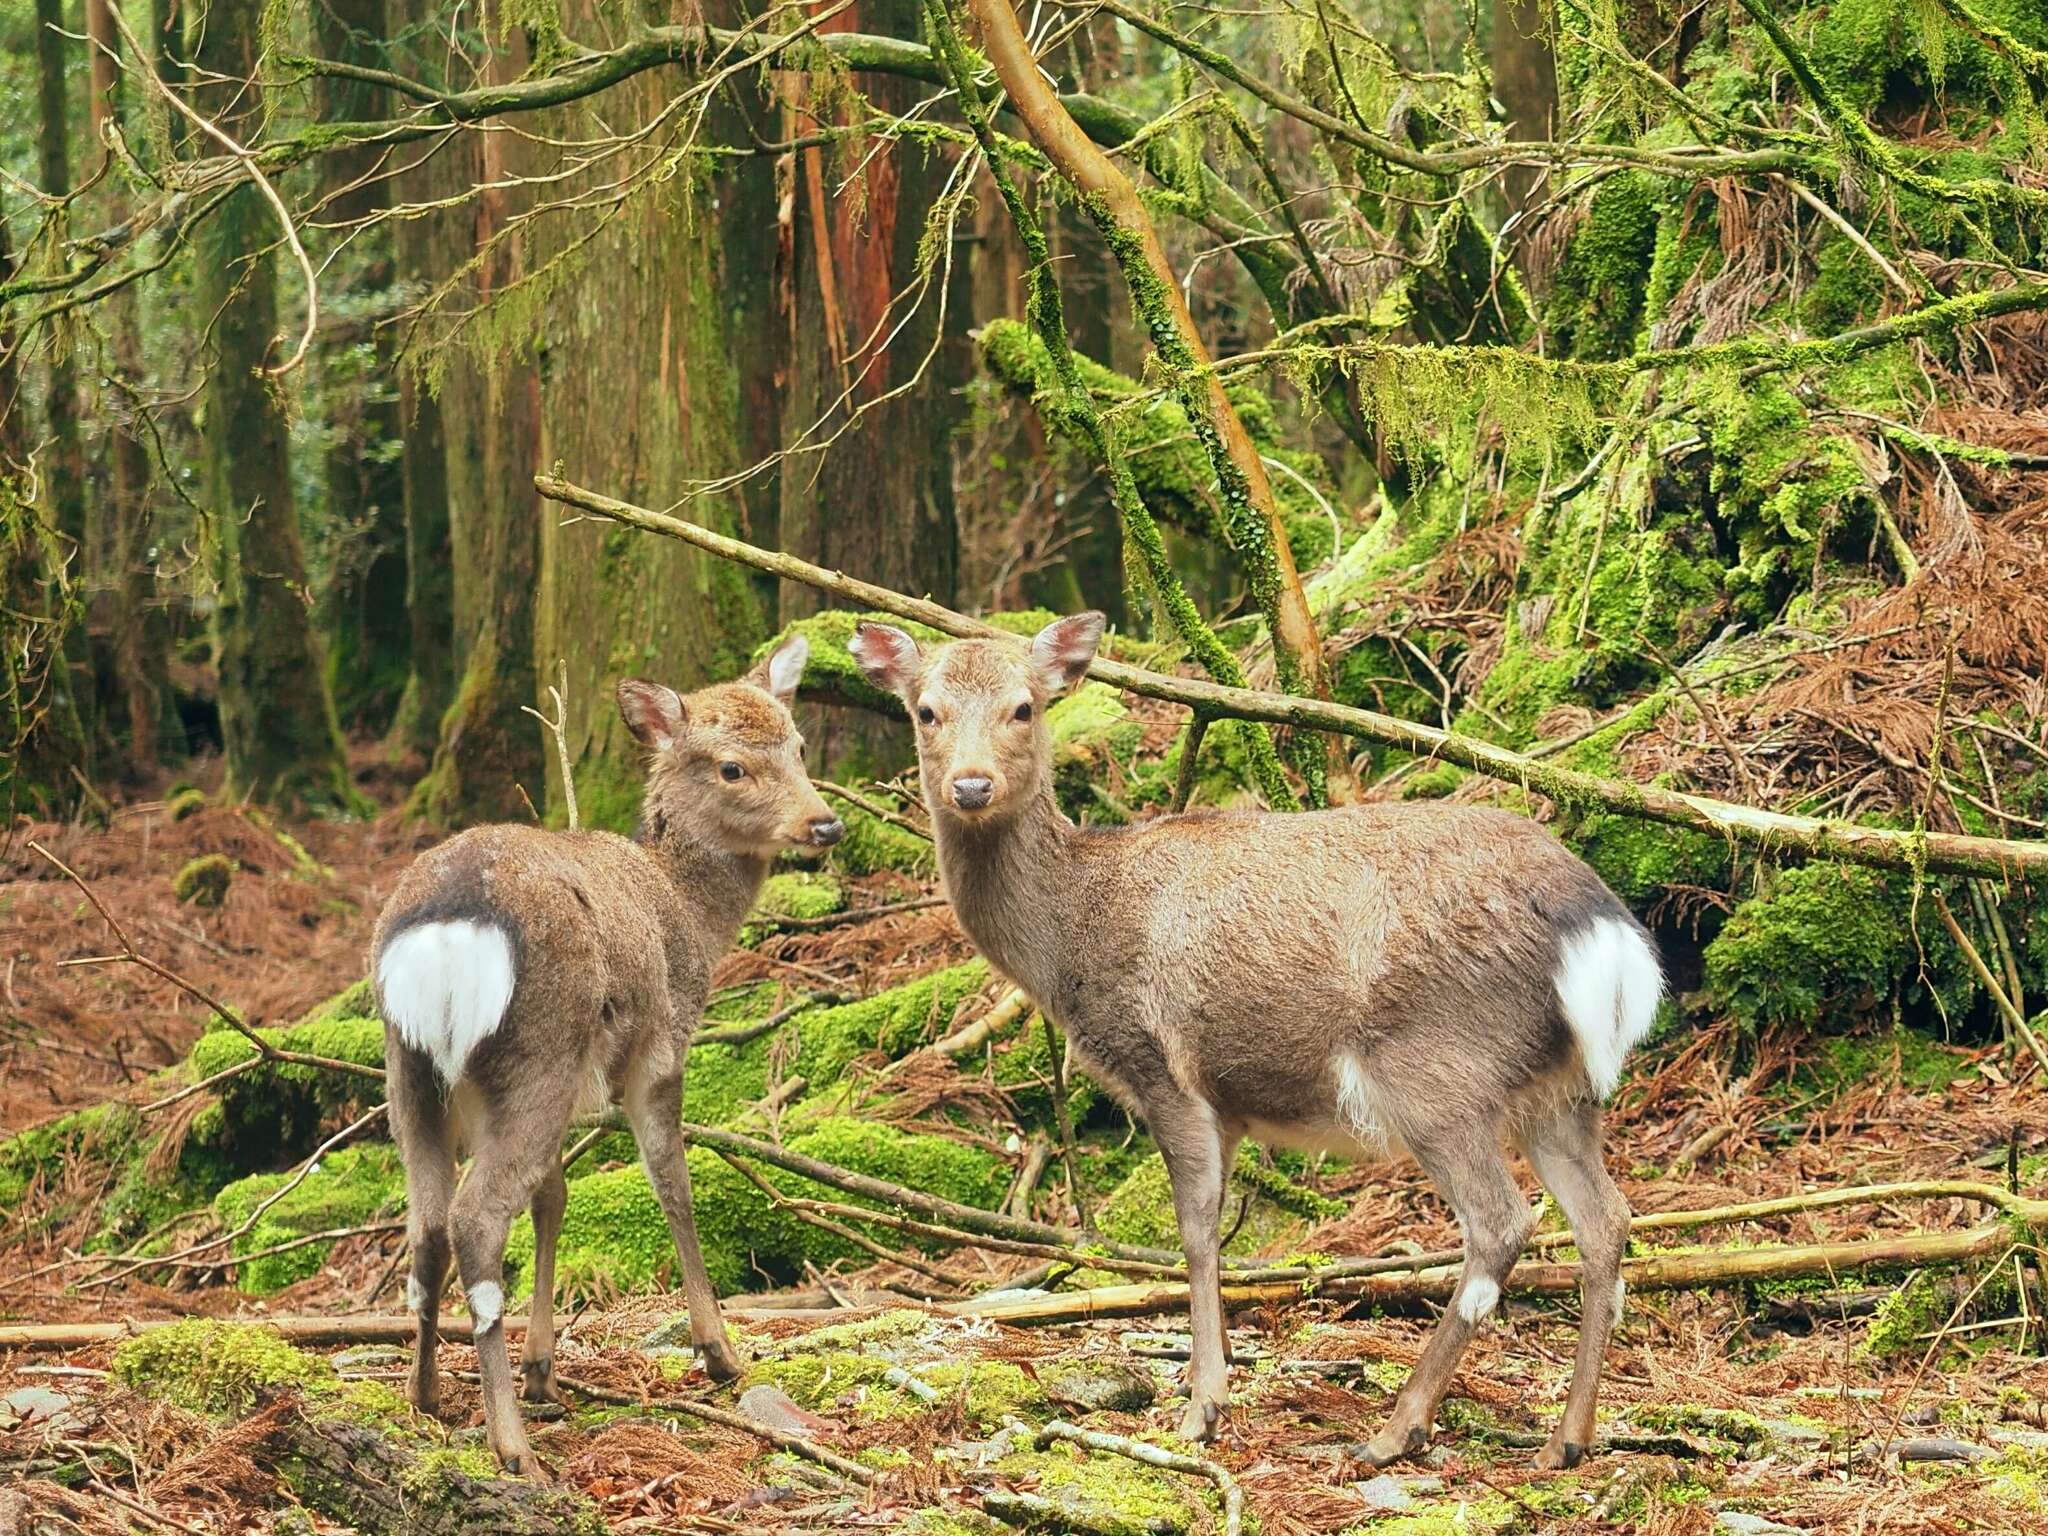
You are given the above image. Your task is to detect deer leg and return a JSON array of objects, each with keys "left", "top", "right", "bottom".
[
  {"left": 519, "top": 1164, "right": 569, "bottom": 1405},
  {"left": 1154, "top": 1096, "right": 1233, "bottom": 1443},
  {"left": 1361, "top": 1128, "right": 1531, "bottom": 1467},
  {"left": 388, "top": 1047, "right": 455, "bottom": 1417},
  {"left": 1522, "top": 1101, "right": 1631, "bottom": 1469},
  {"left": 450, "top": 1117, "right": 566, "bottom": 1477},
  {"left": 624, "top": 1061, "right": 743, "bottom": 1382}
]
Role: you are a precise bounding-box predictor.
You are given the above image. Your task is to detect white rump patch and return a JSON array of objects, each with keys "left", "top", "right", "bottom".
[
  {"left": 406, "top": 1275, "right": 426, "bottom": 1314},
  {"left": 467, "top": 1281, "right": 504, "bottom": 1332},
  {"left": 1457, "top": 1276, "right": 1500, "bottom": 1323},
  {"left": 1553, "top": 916, "right": 1663, "bottom": 1100},
  {"left": 378, "top": 920, "right": 516, "bottom": 1087}
]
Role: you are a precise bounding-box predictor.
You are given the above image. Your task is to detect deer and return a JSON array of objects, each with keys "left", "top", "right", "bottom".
[
  {"left": 370, "top": 634, "right": 842, "bottom": 1475},
  {"left": 849, "top": 613, "right": 1662, "bottom": 1467}
]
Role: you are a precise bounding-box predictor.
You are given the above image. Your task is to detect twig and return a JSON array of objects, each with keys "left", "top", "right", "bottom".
[
  {"left": 696, "top": 991, "right": 853, "bottom": 1048},
  {"left": 813, "top": 778, "right": 932, "bottom": 839},
  {"left": 921, "top": 987, "right": 1032, "bottom": 1060},
  {"left": 1043, "top": 1015, "right": 1090, "bottom": 1231},
  {"left": 712, "top": 1146, "right": 959, "bottom": 1286},
  {"left": 1931, "top": 891, "right": 2048, "bottom": 1079},
  {"left": 767, "top": 895, "right": 948, "bottom": 931},
  {"left": 520, "top": 659, "right": 579, "bottom": 830},
  {"left": 28, "top": 840, "right": 384, "bottom": 1082},
  {"left": 1030, "top": 1419, "right": 1242, "bottom": 1536},
  {"left": 102, "top": 4, "right": 319, "bottom": 375}
]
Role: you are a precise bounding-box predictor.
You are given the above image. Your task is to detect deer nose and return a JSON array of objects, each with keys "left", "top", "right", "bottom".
[
  {"left": 808, "top": 816, "right": 845, "bottom": 847},
  {"left": 951, "top": 776, "right": 994, "bottom": 811}
]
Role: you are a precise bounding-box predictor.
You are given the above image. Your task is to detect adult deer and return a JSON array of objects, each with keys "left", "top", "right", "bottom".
[
  {"left": 372, "top": 635, "right": 841, "bottom": 1474},
  {"left": 850, "top": 614, "right": 1660, "bottom": 1467}
]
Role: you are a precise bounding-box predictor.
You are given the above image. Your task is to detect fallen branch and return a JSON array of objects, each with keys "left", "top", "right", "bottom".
[
  {"left": 533, "top": 476, "right": 2048, "bottom": 882},
  {"left": 813, "top": 778, "right": 932, "bottom": 840},
  {"left": 767, "top": 895, "right": 949, "bottom": 931}
]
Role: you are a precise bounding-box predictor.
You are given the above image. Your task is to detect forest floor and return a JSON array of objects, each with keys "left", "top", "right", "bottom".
[{"left": 4, "top": 788, "right": 2048, "bottom": 1534}]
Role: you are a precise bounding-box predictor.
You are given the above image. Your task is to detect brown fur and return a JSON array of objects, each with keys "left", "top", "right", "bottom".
[
  {"left": 372, "top": 637, "right": 838, "bottom": 1474},
  {"left": 851, "top": 615, "right": 1649, "bottom": 1465}
]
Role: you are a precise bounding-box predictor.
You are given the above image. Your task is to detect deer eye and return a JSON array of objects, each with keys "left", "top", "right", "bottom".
[
  {"left": 917, "top": 705, "right": 937, "bottom": 726},
  {"left": 1013, "top": 702, "right": 1033, "bottom": 722},
  {"left": 719, "top": 762, "right": 744, "bottom": 782}
]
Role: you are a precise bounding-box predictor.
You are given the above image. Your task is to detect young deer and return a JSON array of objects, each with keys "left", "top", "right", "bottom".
[
  {"left": 371, "top": 635, "right": 842, "bottom": 1474},
  {"left": 850, "top": 614, "right": 1661, "bottom": 1466}
]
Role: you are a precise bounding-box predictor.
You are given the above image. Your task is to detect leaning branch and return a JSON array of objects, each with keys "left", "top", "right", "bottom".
[{"left": 532, "top": 477, "right": 2048, "bottom": 882}]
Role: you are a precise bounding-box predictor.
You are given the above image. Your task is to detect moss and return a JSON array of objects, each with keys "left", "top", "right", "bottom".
[
  {"left": 995, "top": 1440, "right": 1216, "bottom": 1536},
  {"left": 1045, "top": 682, "right": 1147, "bottom": 822},
  {"left": 1704, "top": 864, "right": 1970, "bottom": 1032},
  {"left": 1563, "top": 809, "right": 1732, "bottom": 907},
  {"left": 112, "top": 1320, "right": 336, "bottom": 1418},
  {"left": 831, "top": 802, "right": 938, "bottom": 878},
  {"left": 211, "top": 1143, "right": 408, "bottom": 1294},
  {"left": 173, "top": 853, "right": 236, "bottom": 907},
  {"left": 742, "top": 1345, "right": 1040, "bottom": 1427},
  {"left": 1399, "top": 762, "right": 1466, "bottom": 800},
  {"left": 0, "top": 1102, "right": 140, "bottom": 1210},
  {"left": 1544, "top": 172, "right": 1661, "bottom": 362},
  {"left": 183, "top": 1011, "right": 386, "bottom": 1167},
  {"left": 506, "top": 1115, "right": 1008, "bottom": 1298},
  {"left": 740, "top": 870, "right": 845, "bottom": 947},
  {"left": 992, "top": 1016, "right": 1098, "bottom": 1123},
  {"left": 1798, "top": 1027, "right": 1970, "bottom": 1099},
  {"left": 165, "top": 787, "right": 208, "bottom": 821},
  {"left": 1097, "top": 1144, "right": 1335, "bottom": 1257}
]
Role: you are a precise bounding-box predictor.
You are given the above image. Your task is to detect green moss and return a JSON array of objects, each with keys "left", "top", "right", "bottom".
[
  {"left": 173, "top": 853, "right": 236, "bottom": 907},
  {"left": 1798, "top": 1027, "right": 1971, "bottom": 1099},
  {"left": 1564, "top": 809, "right": 1732, "bottom": 907},
  {"left": 1704, "top": 865, "right": 1970, "bottom": 1031},
  {"left": 0, "top": 1102, "right": 139, "bottom": 1210},
  {"left": 165, "top": 787, "right": 208, "bottom": 821},
  {"left": 995, "top": 1440, "right": 1216, "bottom": 1536},
  {"left": 740, "top": 871, "right": 845, "bottom": 947},
  {"left": 1544, "top": 172, "right": 1661, "bottom": 362},
  {"left": 112, "top": 1320, "right": 336, "bottom": 1417},
  {"left": 1864, "top": 1270, "right": 1949, "bottom": 1357},
  {"left": 506, "top": 1115, "right": 1007, "bottom": 1299},
  {"left": 1097, "top": 1145, "right": 1336, "bottom": 1257},
  {"left": 183, "top": 1011, "right": 386, "bottom": 1167},
  {"left": 830, "top": 802, "right": 938, "bottom": 878},
  {"left": 212, "top": 1143, "right": 408, "bottom": 1294}
]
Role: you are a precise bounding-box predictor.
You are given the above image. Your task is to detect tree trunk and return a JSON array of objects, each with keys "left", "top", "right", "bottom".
[
  {"left": 777, "top": 0, "right": 968, "bottom": 775},
  {"left": 529, "top": 0, "right": 779, "bottom": 831},
  {"left": 313, "top": 0, "right": 410, "bottom": 736},
  {"left": 33, "top": 0, "right": 93, "bottom": 762},
  {"left": 86, "top": 0, "right": 175, "bottom": 774},
  {"left": 1491, "top": 0, "right": 1559, "bottom": 225},
  {"left": 192, "top": 0, "right": 355, "bottom": 812},
  {"left": 411, "top": 13, "right": 543, "bottom": 826}
]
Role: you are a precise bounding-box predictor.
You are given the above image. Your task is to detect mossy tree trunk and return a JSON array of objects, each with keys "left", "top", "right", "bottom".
[
  {"left": 193, "top": 0, "right": 355, "bottom": 813},
  {"left": 86, "top": 0, "right": 175, "bottom": 775},
  {"left": 777, "top": 0, "right": 969, "bottom": 776},
  {"left": 33, "top": 0, "right": 93, "bottom": 764},
  {"left": 529, "top": 0, "right": 778, "bottom": 831},
  {"left": 412, "top": 14, "right": 543, "bottom": 826},
  {"left": 314, "top": 0, "right": 411, "bottom": 736}
]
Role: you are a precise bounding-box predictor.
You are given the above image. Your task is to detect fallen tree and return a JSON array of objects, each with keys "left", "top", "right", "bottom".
[{"left": 534, "top": 474, "right": 2048, "bottom": 882}]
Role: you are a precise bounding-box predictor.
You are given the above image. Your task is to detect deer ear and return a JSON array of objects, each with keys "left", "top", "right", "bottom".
[
  {"left": 848, "top": 622, "right": 921, "bottom": 696},
  {"left": 1030, "top": 612, "right": 1104, "bottom": 694},
  {"left": 618, "top": 679, "right": 687, "bottom": 751},
  {"left": 751, "top": 632, "right": 808, "bottom": 708}
]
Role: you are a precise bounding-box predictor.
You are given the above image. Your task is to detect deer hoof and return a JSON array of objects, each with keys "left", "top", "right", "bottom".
[
  {"left": 1533, "top": 1437, "right": 1589, "bottom": 1471},
  {"left": 1357, "top": 1422, "right": 1429, "bottom": 1469},
  {"left": 520, "top": 1357, "right": 565, "bottom": 1406},
  {"left": 406, "top": 1380, "right": 441, "bottom": 1418},
  {"left": 699, "top": 1337, "right": 746, "bottom": 1383},
  {"left": 1177, "top": 1398, "right": 1223, "bottom": 1443}
]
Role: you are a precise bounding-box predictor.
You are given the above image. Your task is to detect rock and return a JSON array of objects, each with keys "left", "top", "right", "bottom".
[
  {"left": 1715, "top": 1514, "right": 1806, "bottom": 1536},
  {"left": 739, "top": 1384, "right": 844, "bottom": 1439},
  {"left": 1041, "top": 1359, "right": 1157, "bottom": 1413},
  {"left": 0, "top": 1386, "right": 88, "bottom": 1434},
  {"left": 1354, "top": 1475, "right": 1414, "bottom": 1512}
]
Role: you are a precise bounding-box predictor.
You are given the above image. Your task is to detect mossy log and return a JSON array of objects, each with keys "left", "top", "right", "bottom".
[{"left": 534, "top": 476, "right": 2048, "bottom": 881}]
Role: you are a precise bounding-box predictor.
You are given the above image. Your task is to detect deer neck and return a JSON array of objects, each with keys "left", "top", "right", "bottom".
[
  {"left": 638, "top": 811, "right": 772, "bottom": 950},
  {"left": 933, "top": 787, "right": 1082, "bottom": 1005}
]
